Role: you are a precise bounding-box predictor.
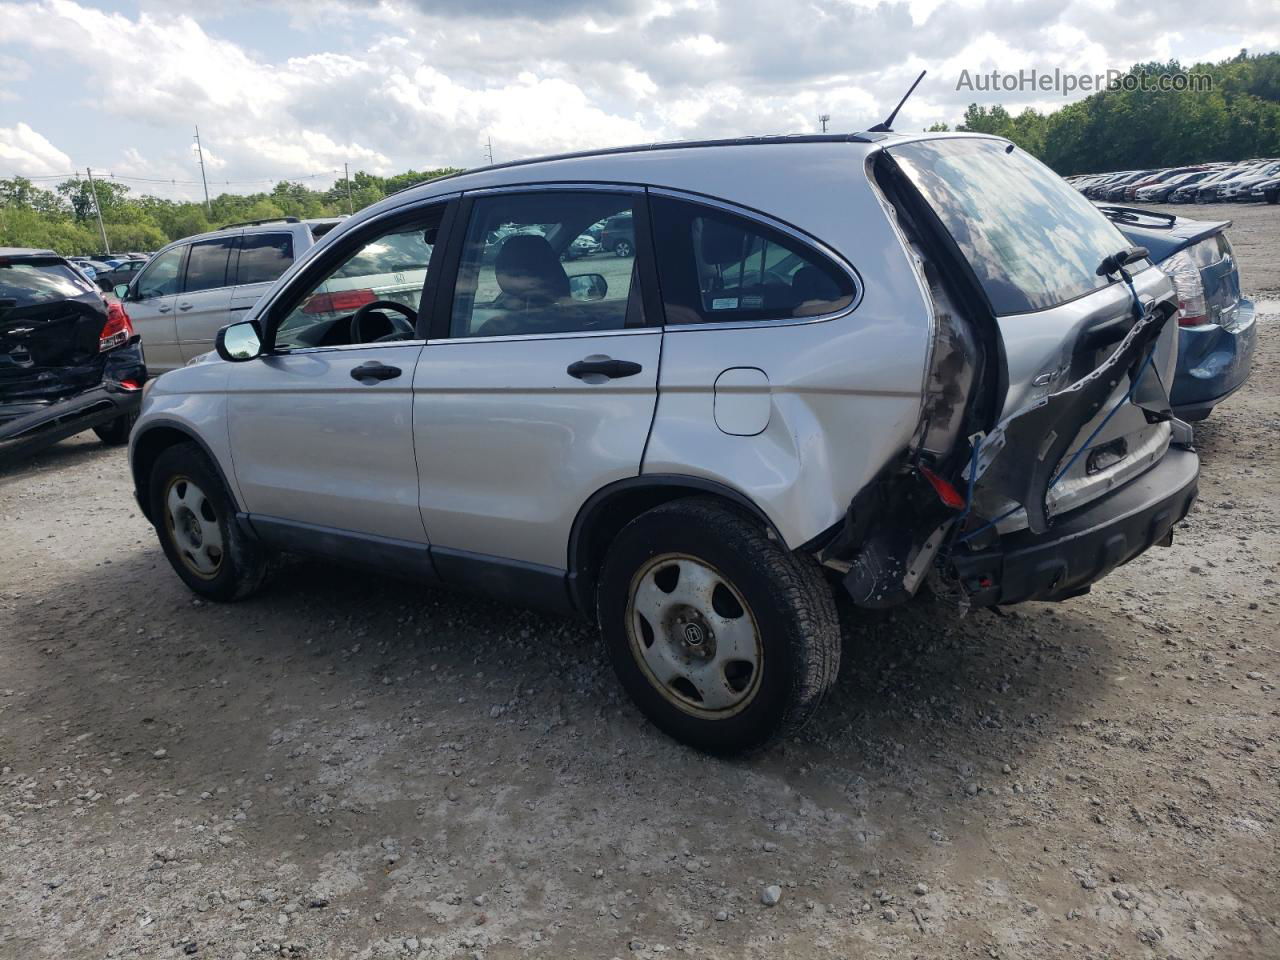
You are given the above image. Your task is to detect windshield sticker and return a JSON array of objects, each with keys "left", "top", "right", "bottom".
[{"left": 740, "top": 295, "right": 764, "bottom": 308}]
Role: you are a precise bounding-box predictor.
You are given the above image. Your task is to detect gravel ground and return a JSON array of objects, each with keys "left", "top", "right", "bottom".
[{"left": 2, "top": 207, "right": 1277, "bottom": 959}]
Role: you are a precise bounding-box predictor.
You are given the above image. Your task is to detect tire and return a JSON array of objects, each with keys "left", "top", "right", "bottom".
[
  {"left": 93, "top": 412, "right": 136, "bottom": 445},
  {"left": 148, "top": 442, "right": 267, "bottom": 601},
  {"left": 613, "top": 239, "right": 633, "bottom": 258},
  {"left": 597, "top": 498, "right": 840, "bottom": 754}
]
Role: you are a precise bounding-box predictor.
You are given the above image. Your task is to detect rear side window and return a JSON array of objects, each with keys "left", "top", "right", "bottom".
[
  {"left": 184, "top": 238, "right": 234, "bottom": 293},
  {"left": 236, "top": 233, "right": 294, "bottom": 285},
  {"left": 0, "top": 260, "right": 95, "bottom": 305},
  {"left": 889, "top": 138, "right": 1132, "bottom": 315},
  {"left": 649, "top": 196, "right": 855, "bottom": 325}
]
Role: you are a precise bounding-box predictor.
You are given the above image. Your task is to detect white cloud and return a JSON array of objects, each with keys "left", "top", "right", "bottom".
[{"left": 0, "top": 122, "right": 72, "bottom": 176}]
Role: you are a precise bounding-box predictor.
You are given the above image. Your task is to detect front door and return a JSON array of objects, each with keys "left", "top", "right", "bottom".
[
  {"left": 176, "top": 235, "right": 237, "bottom": 363},
  {"left": 414, "top": 188, "right": 661, "bottom": 574},
  {"left": 126, "top": 244, "right": 185, "bottom": 372},
  {"left": 227, "top": 208, "right": 445, "bottom": 553}
]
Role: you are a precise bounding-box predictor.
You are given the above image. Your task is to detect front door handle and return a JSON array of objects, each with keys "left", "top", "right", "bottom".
[
  {"left": 350, "top": 361, "right": 402, "bottom": 383},
  {"left": 566, "top": 355, "right": 643, "bottom": 381},
  {"left": 157, "top": 304, "right": 172, "bottom": 313}
]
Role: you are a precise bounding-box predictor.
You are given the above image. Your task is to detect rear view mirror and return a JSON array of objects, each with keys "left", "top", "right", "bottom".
[
  {"left": 216, "top": 319, "right": 263, "bottom": 362},
  {"left": 113, "top": 283, "right": 130, "bottom": 300},
  {"left": 569, "top": 273, "right": 608, "bottom": 302}
]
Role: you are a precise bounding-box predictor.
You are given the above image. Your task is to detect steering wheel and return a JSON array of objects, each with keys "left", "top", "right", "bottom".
[{"left": 351, "top": 299, "right": 417, "bottom": 343}]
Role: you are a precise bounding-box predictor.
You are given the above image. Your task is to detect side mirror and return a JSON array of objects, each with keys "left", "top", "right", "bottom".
[
  {"left": 216, "top": 319, "right": 263, "bottom": 362},
  {"left": 113, "top": 283, "right": 130, "bottom": 300},
  {"left": 569, "top": 273, "right": 608, "bottom": 302}
]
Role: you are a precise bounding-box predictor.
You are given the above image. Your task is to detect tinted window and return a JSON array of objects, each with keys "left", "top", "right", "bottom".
[
  {"left": 274, "top": 218, "right": 437, "bottom": 350},
  {"left": 650, "top": 196, "right": 854, "bottom": 325},
  {"left": 183, "top": 238, "right": 233, "bottom": 293},
  {"left": 236, "top": 233, "right": 294, "bottom": 285},
  {"left": 889, "top": 138, "right": 1133, "bottom": 315},
  {"left": 450, "top": 191, "right": 640, "bottom": 339},
  {"left": 135, "top": 246, "right": 184, "bottom": 300},
  {"left": 0, "top": 260, "right": 95, "bottom": 305}
]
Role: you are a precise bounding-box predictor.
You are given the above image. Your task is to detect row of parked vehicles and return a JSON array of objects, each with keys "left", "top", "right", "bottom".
[
  {"left": 0, "top": 132, "right": 1257, "bottom": 753},
  {"left": 1070, "top": 158, "right": 1280, "bottom": 204},
  {"left": 67, "top": 252, "right": 153, "bottom": 291}
]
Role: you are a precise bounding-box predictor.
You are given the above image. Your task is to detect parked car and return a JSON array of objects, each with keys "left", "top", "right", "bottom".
[
  {"left": 67, "top": 258, "right": 98, "bottom": 282},
  {"left": 1134, "top": 170, "right": 1215, "bottom": 203},
  {"left": 1100, "top": 205, "right": 1256, "bottom": 421},
  {"left": 130, "top": 133, "right": 1197, "bottom": 753},
  {"left": 1248, "top": 175, "right": 1280, "bottom": 204},
  {"left": 598, "top": 210, "right": 635, "bottom": 256},
  {"left": 1217, "top": 160, "right": 1280, "bottom": 201},
  {"left": 560, "top": 233, "right": 602, "bottom": 261},
  {"left": 95, "top": 256, "right": 147, "bottom": 292},
  {"left": 1, "top": 247, "right": 146, "bottom": 463},
  {"left": 115, "top": 217, "right": 344, "bottom": 373},
  {"left": 1193, "top": 161, "right": 1272, "bottom": 202}
]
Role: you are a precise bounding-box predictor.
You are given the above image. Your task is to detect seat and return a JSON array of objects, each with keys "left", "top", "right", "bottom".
[{"left": 475, "top": 235, "right": 572, "bottom": 337}]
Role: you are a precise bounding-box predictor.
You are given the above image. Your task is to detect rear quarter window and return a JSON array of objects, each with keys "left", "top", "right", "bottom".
[{"left": 889, "top": 138, "right": 1132, "bottom": 315}]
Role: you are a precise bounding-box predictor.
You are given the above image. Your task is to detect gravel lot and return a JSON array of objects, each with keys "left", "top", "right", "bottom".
[{"left": 2, "top": 207, "right": 1277, "bottom": 959}]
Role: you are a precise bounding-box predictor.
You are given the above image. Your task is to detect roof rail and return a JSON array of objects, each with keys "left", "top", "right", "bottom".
[{"left": 219, "top": 216, "right": 301, "bottom": 230}]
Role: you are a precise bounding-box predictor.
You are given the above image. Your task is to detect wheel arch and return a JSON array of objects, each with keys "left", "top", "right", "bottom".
[
  {"left": 131, "top": 420, "right": 241, "bottom": 524},
  {"left": 567, "top": 475, "right": 786, "bottom": 617}
]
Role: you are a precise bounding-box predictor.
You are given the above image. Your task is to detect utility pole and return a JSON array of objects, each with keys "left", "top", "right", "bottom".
[
  {"left": 818, "top": 113, "right": 830, "bottom": 133},
  {"left": 485, "top": 136, "right": 494, "bottom": 165},
  {"left": 85, "top": 167, "right": 110, "bottom": 255},
  {"left": 344, "top": 162, "right": 353, "bottom": 215},
  {"left": 193, "top": 125, "right": 212, "bottom": 215}
]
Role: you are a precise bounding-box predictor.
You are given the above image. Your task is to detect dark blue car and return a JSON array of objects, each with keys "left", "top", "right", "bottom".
[{"left": 1100, "top": 205, "right": 1257, "bottom": 420}]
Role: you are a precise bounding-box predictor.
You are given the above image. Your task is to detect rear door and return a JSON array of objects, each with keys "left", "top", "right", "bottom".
[
  {"left": 230, "top": 231, "right": 296, "bottom": 317},
  {"left": 126, "top": 244, "right": 185, "bottom": 372},
  {"left": 886, "top": 137, "right": 1180, "bottom": 532},
  {"left": 413, "top": 187, "right": 660, "bottom": 574},
  {"left": 176, "top": 235, "right": 237, "bottom": 363}
]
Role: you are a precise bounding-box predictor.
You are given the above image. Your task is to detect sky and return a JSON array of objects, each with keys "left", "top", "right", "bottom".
[{"left": 1, "top": 0, "right": 1276, "bottom": 202}]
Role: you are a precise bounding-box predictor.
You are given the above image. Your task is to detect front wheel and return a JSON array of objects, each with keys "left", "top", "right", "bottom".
[
  {"left": 598, "top": 498, "right": 840, "bottom": 754},
  {"left": 148, "top": 442, "right": 267, "bottom": 601},
  {"left": 613, "top": 239, "right": 633, "bottom": 257}
]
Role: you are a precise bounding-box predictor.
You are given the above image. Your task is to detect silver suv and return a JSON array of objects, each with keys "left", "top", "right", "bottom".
[
  {"left": 115, "top": 216, "right": 344, "bottom": 372},
  {"left": 129, "top": 133, "right": 1198, "bottom": 753}
]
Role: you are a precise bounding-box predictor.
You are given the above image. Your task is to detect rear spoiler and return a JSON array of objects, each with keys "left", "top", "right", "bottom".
[{"left": 1096, "top": 204, "right": 1231, "bottom": 259}]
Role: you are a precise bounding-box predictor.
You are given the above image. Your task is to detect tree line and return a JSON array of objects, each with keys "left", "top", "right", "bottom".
[
  {"left": 0, "top": 168, "right": 460, "bottom": 256},
  {"left": 932, "top": 50, "right": 1280, "bottom": 175}
]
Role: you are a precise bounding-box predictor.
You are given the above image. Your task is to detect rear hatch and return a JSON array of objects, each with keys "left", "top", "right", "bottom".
[
  {"left": 885, "top": 136, "right": 1181, "bottom": 535},
  {"left": 1, "top": 255, "right": 111, "bottom": 419}
]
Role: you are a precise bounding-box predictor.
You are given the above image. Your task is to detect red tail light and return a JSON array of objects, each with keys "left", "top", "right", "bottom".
[
  {"left": 100, "top": 301, "right": 134, "bottom": 351},
  {"left": 919, "top": 465, "right": 967, "bottom": 510},
  {"left": 302, "top": 288, "right": 376, "bottom": 315}
]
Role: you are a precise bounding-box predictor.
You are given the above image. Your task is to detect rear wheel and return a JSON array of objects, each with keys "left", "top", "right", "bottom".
[
  {"left": 148, "top": 442, "right": 267, "bottom": 601},
  {"left": 613, "top": 239, "right": 633, "bottom": 257},
  {"left": 93, "top": 412, "right": 135, "bottom": 445},
  {"left": 598, "top": 498, "right": 840, "bottom": 754}
]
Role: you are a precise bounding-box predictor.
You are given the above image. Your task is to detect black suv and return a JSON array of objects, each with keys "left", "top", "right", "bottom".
[
  {"left": 598, "top": 211, "right": 635, "bottom": 257},
  {"left": 1, "top": 248, "right": 146, "bottom": 464}
]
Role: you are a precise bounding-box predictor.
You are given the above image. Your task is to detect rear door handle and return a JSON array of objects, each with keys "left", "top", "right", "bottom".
[
  {"left": 350, "top": 361, "right": 402, "bottom": 383},
  {"left": 177, "top": 302, "right": 193, "bottom": 311},
  {"left": 566, "top": 355, "right": 643, "bottom": 381}
]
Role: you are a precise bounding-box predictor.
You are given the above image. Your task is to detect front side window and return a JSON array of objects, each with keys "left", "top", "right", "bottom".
[
  {"left": 273, "top": 217, "right": 437, "bottom": 351},
  {"left": 237, "top": 233, "right": 294, "bottom": 285},
  {"left": 134, "top": 246, "right": 184, "bottom": 300},
  {"left": 449, "top": 191, "right": 641, "bottom": 339},
  {"left": 889, "top": 138, "right": 1135, "bottom": 315},
  {"left": 649, "top": 196, "right": 855, "bottom": 325},
  {"left": 183, "top": 238, "right": 234, "bottom": 293}
]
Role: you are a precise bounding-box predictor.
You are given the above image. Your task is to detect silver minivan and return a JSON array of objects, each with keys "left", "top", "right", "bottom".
[
  {"left": 129, "top": 133, "right": 1198, "bottom": 752},
  {"left": 117, "top": 217, "right": 343, "bottom": 372}
]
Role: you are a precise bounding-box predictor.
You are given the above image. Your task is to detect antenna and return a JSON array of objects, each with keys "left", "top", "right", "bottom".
[
  {"left": 818, "top": 113, "right": 830, "bottom": 133},
  {"left": 868, "top": 70, "right": 926, "bottom": 133}
]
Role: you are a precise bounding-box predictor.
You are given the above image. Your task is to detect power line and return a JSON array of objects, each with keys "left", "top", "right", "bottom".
[{"left": 5, "top": 170, "right": 342, "bottom": 185}]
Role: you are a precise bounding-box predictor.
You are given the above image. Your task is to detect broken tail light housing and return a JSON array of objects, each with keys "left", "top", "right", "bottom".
[
  {"left": 100, "top": 300, "right": 134, "bottom": 351},
  {"left": 1162, "top": 249, "right": 1210, "bottom": 327}
]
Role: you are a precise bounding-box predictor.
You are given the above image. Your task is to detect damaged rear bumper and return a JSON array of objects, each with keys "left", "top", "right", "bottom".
[
  {"left": 951, "top": 446, "right": 1198, "bottom": 606},
  {"left": 0, "top": 381, "right": 142, "bottom": 464}
]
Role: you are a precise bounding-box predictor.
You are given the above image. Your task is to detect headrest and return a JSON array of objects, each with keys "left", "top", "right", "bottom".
[
  {"left": 698, "top": 217, "right": 745, "bottom": 266},
  {"left": 494, "top": 234, "right": 569, "bottom": 304}
]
